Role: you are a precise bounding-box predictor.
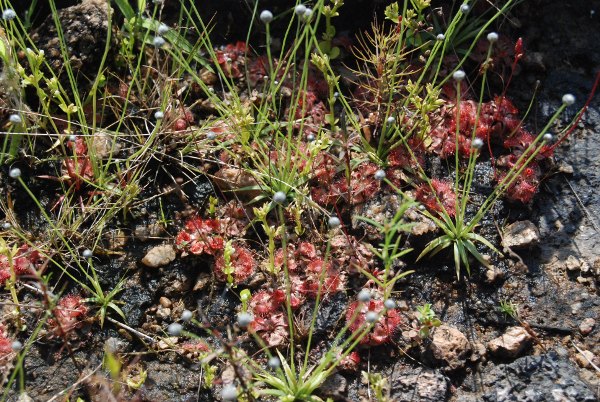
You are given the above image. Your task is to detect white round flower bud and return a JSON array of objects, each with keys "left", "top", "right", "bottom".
[
  {"left": 206, "top": 131, "right": 216, "bottom": 140},
  {"left": 295, "top": 4, "right": 307, "bottom": 16},
  {"left": 157, "top": 24, "right": 169, "bottom": 35},
  {"left": 154, "top": 111, "right": 164, "bottom": 120},
  {"left": 221, "top": 385, "right": 238, "bottom": 401},
  {"left": 2, "top": 9, "right": 16, "bottom": 20},
  {"left": 472, "top": 138, "right": 484, "bottom": 150},
  {"left": 357, "top": 289, "right": 371, "bottom": 302},
  {"left": 562, "top": 93, "right": 575, "bottom": 106},
  {"left": 487, "top": 32, "right": 499, "bottom": 43},
  {"left": 167, "top": 322, "right": 183, "bottom": 336},
  {"left": 82, "top": 249, "right": 93, "bottom": 259},
  {"left": 306, "top": 133, "right": 315, "bottom": 142},
  {"left": 436, "top": 33, "right": 445, "bottom": 41},
  {"left": 11, "top": 340, "right": 22, "bottom": 351},
  {"left": 384, "top": 299, "right": 396, "bottom": 310},
  {"left": 460, "top": 3, "right": 470, "bottom": 13},
  {"left": 387, "top": 116, "right": 396, "bottom": 124},
  {"left": 328, "top": 216, "right": 341, "bottom": 229},
  {"left": 365, "top": 311, "right": 379, "bottom": 323},
  {"left": 273, "top": 191, "right": 287, "bottom": 204},
  {"left": 68, "top": 134, "right": 77, "bottom": 142},
  {"left": 260, "top": 10, "right": 273, "bottom": 24},
  {"left": 542, "top": 133, "right": 553, "bottom": 143},
  {"left": 268, "top": 356, "right": 281, "bottom": 369},
  {"left": 2, "top": 222, "right": 11, "bottom": 230},
  {"left": 9, "top": 114, "right": 22, "bottom": 124},
  {"left": 453, "top": 70, "right": 466, "bottom": 81},
  {"left": 152, "top": 36, "right": 166, "bottom": 48},
  {"left": 303, "top": 8, "right": 313, "bottom": 21},
  {"left": 181, "top": 310, "right": 193, "bottom": 322},
  {"left": 237, "top": 312, "right": 253, "bottom": 328},
  {"left": 8, "top": 168, "right": 21, "bottom": 179},
  {"left": 374, "top": 169, "right": 386, "bottom": 181}
]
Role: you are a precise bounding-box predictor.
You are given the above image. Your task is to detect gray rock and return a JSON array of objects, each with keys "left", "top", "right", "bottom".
[
  {"left": 390, "top": 369, "right": 450, "bottom": 402},
  {"left": 141, "top": 245, "right": 176, "bottom": 268},
  {"left": 502, "top": 220, "right": 540, "bottom": 249},
  {"left": 430, "top": 325, "right": 472, "bottom": 370},
  {"left": 488, "top": 326, "right": 532, "bottom": 358},
  {"left": 478, "top": 352, "right": 596, "bottom": 401}
]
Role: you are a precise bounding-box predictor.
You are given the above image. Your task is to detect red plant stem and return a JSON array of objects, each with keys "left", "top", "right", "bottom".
[{"left": 549, "top": 70, "right": 600, "bottom": 152}]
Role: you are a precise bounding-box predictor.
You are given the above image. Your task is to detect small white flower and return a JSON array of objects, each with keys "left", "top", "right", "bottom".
[
  {"left": 562, "top": 93, "right": 575, "bottom": 106},
  {"left": 8, "top": 168, "right": 21, "bottom": 179},
  {"left": 157, "top": 24, "right": 170, "bottom": 35},
  {"left": 333, "top": 91, "right": 340, "bottom": 98},
  {"left": 221, "top": 385, "right": 238, "bottom": 401},
  {"left": 82, "top": 249, "right": 93, "bottom": 259},
  {"left": 365, "top": 311, "right": 379, "bottom": 323},
  {"left": 472, "top": 138, "right": 484, "bottom": 150},
  {"left": 487, "top": 32, "right": 499, "bottom": 43},
  {"left": 460, "top": 3, "right": 470, "bottom": 13},
  {"left": 181, "top": 310, "right": 193, "bottom": 321},
  {"left": 2, "top": 9, "right": 16, "bottom": 20},
  {"left": 542, "top": 133, "right": 553, "bottom": 142},
  {"left": 9, "top": 114, "right": 22, "bottom": 124},
  {"left": 358, "top": 289, "right": 371, "bottom": 302},
  {"left": 328, "top": 216, "right": 341, "bottom": 229},
  {"left": 453, "top": 70, "right": 466, "bottom": 81},
  {"left": 273, "top": 191, "right": 287, "bottom": 204},
  {"left": 68, "top": 134, "right": 77, "bottom": 142},
  {"left": 167, "top": 322, "right": 183, "bottom": 336},
  {"left": 374, "top": 169, "right": 386, "bottom": 181},
  {"left": 154, "top": 111, "right": 164, "bottom": 120},
  {"left": 11, "top": 340, "right": 22, "bottom": 351},
  {"left": 268, "top": 356, "right": 281, "bottom": 369},
  {"left": 2, "top": 222, "right": 11, "bottom": 230},
  {"left": 295, "top": 4, "right": 307, "bottom": 16},
  {"left": 152, "top": 36, "right": 166, "bottom": 48},
  {"left": 303, "top": 8, "right": 313, "bottom": 21},
  {"left": 306, "top": 133, "right": 315, "bottom": 142},
  {"left": 237, "top": 312, "right": 253, "bottom": 328},
  {"left": 384, "top": 299, "right": 396, "bottom": 310},
  {"left": 260, "top": 10, "right": 273, "bottom": 24},
  {"left": 206, "top": 131, "right": 217, "bottom": 140},
  {"left": 436, "top": 33, "right": 445, "bottom": 41},
  {"left": 387, "top": 116, "right": 396, "bottom": 124}
]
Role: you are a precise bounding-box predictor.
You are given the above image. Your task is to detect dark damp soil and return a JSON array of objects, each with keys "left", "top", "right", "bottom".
[{"left": 1, "top": 0, "right": 599, "bottom": 401}]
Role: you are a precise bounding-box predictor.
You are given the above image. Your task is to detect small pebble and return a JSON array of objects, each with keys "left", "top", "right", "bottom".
[{"left": 579, "top": 318, "right": 595, "bottom": 335}]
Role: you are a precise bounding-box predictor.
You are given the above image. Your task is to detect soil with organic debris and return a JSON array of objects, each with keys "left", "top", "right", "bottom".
[{"left": 1, "top": 0, "right": 599, "bottom": 401}]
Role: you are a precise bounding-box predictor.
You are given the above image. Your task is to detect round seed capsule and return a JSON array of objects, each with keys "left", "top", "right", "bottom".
[
  {"left": 11, "top": 340, "right": 22, "bottom": 351},
  {"left": 387, "top": 116, "right": 396, "bottom": 124},
  {"left": 436, "top": 33, "right": 445, "bottom": 41},
  {"left": 82, "top": 249, "right": 94, "bottom": 259},
  {"left": 460, "top": 4, "right": 470, "bottom": 13},
  {"left": 303, "top": 8, "right": 313, "bottom": 21},
  {"left": 542, "top": 133, "right": 553, "bottom": 143},
  {"left": 306, "top": 133, "right": 315, "bottom": 142},
  {"left": 472, "top": 138, "right": 484, "bottom": 150},
  {"left": 374, "top": 169, "right": 386, "bottom": 181},
  {"left": 206, "top": 131, "right": 216, "bottom": 140},
  {"left": 2, "top": 222, "right": 12, "bottom": 230},
  {"left": 154, "top": 111, "right": 164, "bottom": 120}
]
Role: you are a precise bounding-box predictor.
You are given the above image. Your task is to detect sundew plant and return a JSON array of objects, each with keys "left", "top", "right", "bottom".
[{"left": 0, "top": 0, "right": 594, "bottom": 400}]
